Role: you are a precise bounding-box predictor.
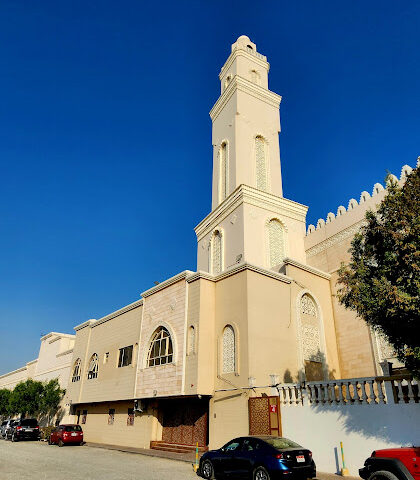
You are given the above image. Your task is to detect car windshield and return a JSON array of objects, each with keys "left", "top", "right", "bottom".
[
  {"left": 263, "top": 437, "right": 303, "bottom": 449},
  {"left": 21, "top": 419, "right": 38, "bottom": 427},
  {"left": 64, "top": 425, "right": 82, "bottom": 432}
]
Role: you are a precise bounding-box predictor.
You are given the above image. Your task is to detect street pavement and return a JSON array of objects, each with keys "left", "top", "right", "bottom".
[{"left": 0, "top": 440, "right": 198, "bottom": 480}]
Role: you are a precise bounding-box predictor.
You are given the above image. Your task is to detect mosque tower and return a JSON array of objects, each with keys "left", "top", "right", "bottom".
[{"left": 195, "top": 35, "right": 308, "bottom": 274}]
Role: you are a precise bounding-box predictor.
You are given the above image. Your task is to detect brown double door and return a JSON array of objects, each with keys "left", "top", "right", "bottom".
[
  {"left": 248, "top": 396, "right": 282, "bottom": 436},
  {"left": 161, "top": 398, "right": 208, "bottom": 447}
]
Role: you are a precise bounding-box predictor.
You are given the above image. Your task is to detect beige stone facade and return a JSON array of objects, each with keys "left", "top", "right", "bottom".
[{"left": 1, "top": 35, "right": 416, "bottom": 452}]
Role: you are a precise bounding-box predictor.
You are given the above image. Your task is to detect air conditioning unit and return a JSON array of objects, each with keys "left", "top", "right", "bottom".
[{"left": 134, "top": 399, "right": 145, "bottom": 412}]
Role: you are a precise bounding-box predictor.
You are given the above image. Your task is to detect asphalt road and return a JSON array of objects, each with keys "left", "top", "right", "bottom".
[{"left": 0, "top": 440, "right": 198, "bottom": 480}]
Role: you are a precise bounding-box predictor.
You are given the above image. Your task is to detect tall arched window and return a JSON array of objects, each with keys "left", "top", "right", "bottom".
[
  {"left": 187, "top": 326, "right": 195, "bottom": 355},
  {"left": 218, "top": 142, "right": 228, "bottom": 203},
  {"left": 72, "top": 358, "right": 81, "bottom": 382},
  {"left": 147, "top": 327, "right": 173, "bottom": 367},
  {"left": 267, "top": 219, "right": 285, "bottom": 267},
  {"left": 222, "top": 325, "right": 236, "bottom": 374},
  {"left": 255, "top": 136, "right": 268, "bottom": 191},
  {"left": 87, "top": 354, "right": 98, "bottom": 379},
  {"left": 211, "top": 230, "right": 222, "bottom": 275}
]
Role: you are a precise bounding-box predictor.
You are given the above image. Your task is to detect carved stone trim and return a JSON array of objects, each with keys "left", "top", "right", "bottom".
[{"left": 305, "top": 221, "right": 365, "bottom": 258}]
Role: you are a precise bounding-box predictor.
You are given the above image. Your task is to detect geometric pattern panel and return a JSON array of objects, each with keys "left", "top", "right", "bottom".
[
  {"left": 212, "top": 231, "right": 222, "bottom": 275},
  {"left": 302, "top": 323, "right": 322, "bottom": 362},
  {"left": 300, "top": 294, "right": 317, "bottom": 316},
  {"left": 268, "top": 219, "right": 285, "bottom": 267},
  {"left": 222, "top": 325, "right": 235, "bottom": 373},
  {"left": 219, "top": 143, "right": 228, "bottom": 202},
  {"left": 248, "top": 397, "right": 270, "bottom": 435},
  {"left": 255, "top": 136, "right": 268, "bottom": 191}
]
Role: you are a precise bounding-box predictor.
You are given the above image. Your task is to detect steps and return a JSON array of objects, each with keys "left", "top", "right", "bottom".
[{"left": 150, "top": 441, "right": 208, "bottom": 454}]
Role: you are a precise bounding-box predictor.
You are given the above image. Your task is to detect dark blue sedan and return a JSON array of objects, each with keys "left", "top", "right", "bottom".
[{"left": 197, "top": 436, "right": 316, "bottom": 480}]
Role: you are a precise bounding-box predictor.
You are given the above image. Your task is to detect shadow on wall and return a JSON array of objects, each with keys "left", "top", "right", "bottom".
[{"left": 283, "top": 351, "right": 336, "bottom": 384}]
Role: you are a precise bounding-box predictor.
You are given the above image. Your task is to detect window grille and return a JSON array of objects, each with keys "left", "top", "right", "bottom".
[
  {"left": 222, "top": 325, "right": 236, "bottom": 374},
  {"left": 71, "top": 358, "right": 81, "bottom": 382},
  {"left": 147, "top": 327, "right": 173, "bottom": 367},
  {"left": 255, "top": 136, "right": 268, "bottom": 191},
  {"left": 127, "top": 408, "right": 135, "bottom": 426},
  {"left": 81, "top": 410, "right": 87, "bottom": 424},
  {"left": 108, "top": 409, "right": 115, "bottom": 425},
  {"left": 87, "top": 353, "right": 99, "bottom": 379},
  {"left": 118, "top": 345, "right": 133, "bottom": 368},
  {"left": 268, "top": 219, "right": 284, "bottom": 267}
]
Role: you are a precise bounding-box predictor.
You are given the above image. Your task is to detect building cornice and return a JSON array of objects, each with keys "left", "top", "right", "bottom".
[
  {"left": 56, "top": 348, "right": 74, "bottom": 358},
  {"left": 186, "top": 262, "right": 292, "bottom": 285},
  {"left": 219, "top": 48, "right": 268, "bottom": 81},
  {"left": 283, "top": 257, "right": 331, "bottom": 280},
  {"left": 195, "top": 184, "right": 308, "bottom": 241},
  {"left": 141, "top": 270, "right": 195, "bottom": 298},
  {"left": 26, "top": 359, "right": 38, "bottom": 366},
  {"left": 0, "top": 365, "right": 28, "bottom": 379},
  {"left": 74, "top": 319, "right": 95, "bottom": 332},
  {"left": 91, "top": 299, "right": 144, "bottom": 328},
  {"left": 210, "top": 75, "right": 281, "bottom": 121}
]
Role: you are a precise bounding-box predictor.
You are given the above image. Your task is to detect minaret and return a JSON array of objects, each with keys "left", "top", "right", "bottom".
[
  {"left": 210, "top": 35, "right": 283, "bottom": 210},
  {"left": 195, "top": 36, "right": 308, "bottom": 275}
]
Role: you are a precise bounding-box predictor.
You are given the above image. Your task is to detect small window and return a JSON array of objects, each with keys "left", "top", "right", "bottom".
[
  {"left": 127, "top": 408, "right": 135, "bottom": 426},
  {"left": 108, "top": 408, "right": 115, "bottom": 425},
  {"left": 118, "top": 345, "right": 133, "bottom": 368},
  {"left": 71, "top": 358, "right": 81, "bottom": 382},
  {"left": 103, "top": 352, "right": 109, "bottom": 364},
  {"left": 81, "top": 410, "right": 88, "bottom": 424},
  {"left": 87, "top": 354, "right": 99, "bottom": 379},
  {"left": 187, "top": 326, "right": 196, "bottom": 355}
]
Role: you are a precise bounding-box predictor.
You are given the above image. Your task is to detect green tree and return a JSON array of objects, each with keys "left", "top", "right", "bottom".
[
  {"left": 0, "top": 389, "right": 11, "bottom": 418},
  {"left": 337, "top": 167, "right": 420, "bottom": 377},
  {"left": 8, "top": 379, "right": 44, "bottom": 417},
  {"left": 39, "top": 379, "right": 65, "bottom": 425}
]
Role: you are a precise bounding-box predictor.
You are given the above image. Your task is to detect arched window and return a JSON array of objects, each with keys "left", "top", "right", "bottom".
[
  {"left": 218, "top": 142, "right": 228, "bottom": 202},
  {"left": 299, "top": 294, "right": 324, "bottom": 381},
  {"left": 267, "top": 219, "right": 285, "bottom": 268},
  {"left": 187, "top": 326, "right": 195, "bottom": 355},
  {"left": 255, "top": 136, "right": 268, "bottom": 191},
  {"left": 211, "top": 230, "right": 222, "bottom": 275},
  {"left": 148, "top": 327, "right": 173, "bottom": 367},
  {"left": 222, "top": 325, "right": 236, "bottom": 374},
  {"left": 71, "top": 358, "right": 81, "bottom": 383},
  {"left": 251, "top": 69, "right": 261, "bottom": 85},
  {"left": 87, "top": 354, "right": 98, "bottom": 379}
]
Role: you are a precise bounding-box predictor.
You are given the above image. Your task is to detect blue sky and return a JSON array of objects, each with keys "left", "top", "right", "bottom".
[{"left": 0, "top": 1, "right": 419, "bottom": 374}]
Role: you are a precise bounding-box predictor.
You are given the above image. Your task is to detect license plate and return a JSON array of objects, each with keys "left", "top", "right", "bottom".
[
  {"left": 71, "top": 433, "right": 78, "bottom": 436},
  {"left": 296, "top": 455, "right": 305, "bottom": 463},
  {"left": 25, "top": 428, "right": 33, "bottom": 432}
]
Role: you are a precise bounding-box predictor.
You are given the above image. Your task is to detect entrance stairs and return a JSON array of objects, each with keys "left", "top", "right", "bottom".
[{"left": 150, "top": 441, "right": 208, "bottom": 454}]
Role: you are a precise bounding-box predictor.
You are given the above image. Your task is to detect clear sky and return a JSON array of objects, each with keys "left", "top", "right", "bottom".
[{"left": 0, "top": 1, "right": 419, "bottom": 374}]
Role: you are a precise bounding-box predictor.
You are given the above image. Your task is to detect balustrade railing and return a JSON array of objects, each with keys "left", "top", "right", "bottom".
[{"left": 275, "top": 375, "right": 418, "bottom": 406}]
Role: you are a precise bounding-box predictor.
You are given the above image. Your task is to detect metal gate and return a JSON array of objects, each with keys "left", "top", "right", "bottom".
[{"left": 248, "top": 396, "right": 282, "bottom": 436}]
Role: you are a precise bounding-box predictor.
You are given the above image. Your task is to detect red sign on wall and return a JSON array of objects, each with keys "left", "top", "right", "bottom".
[{"left": 269, "top": 404, "right": 277, "bottom": 413}]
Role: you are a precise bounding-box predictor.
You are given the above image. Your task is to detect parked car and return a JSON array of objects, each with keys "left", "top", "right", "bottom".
[
  {"left": 6, "top": 418, "right": 40, "bottom": 442},
  {"left": 360, "top": 447, "right": 420, "bottom": 480},
  {"left": 3, "top": 420, "right": 18, "bottom": 440},
  {"left": 0, "top": 420, "right": 8, "bottom": 438},
  {"left": 197, "top": 436, "right": 316, "bottom": 480},
  {"left": 48, "top": 424, "right": 84, "bottom": 447}
]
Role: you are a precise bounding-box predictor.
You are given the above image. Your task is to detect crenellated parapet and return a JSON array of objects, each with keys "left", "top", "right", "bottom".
[{"left": 306, "top": 160, "right": 417, "bottom": 236}]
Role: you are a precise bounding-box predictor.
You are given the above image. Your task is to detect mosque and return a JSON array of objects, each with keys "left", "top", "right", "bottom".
[{"left": 0, "top": 35, "right": 415, "bottom": 452}]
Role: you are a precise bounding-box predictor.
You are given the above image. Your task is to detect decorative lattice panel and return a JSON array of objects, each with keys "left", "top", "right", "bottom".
[
  {"left": 255, "top": 136, "right": 267, "bottom": 191},
  {"left": 300, "top": 294, "right": 317, "bottom": 316},
  {"left": 248, "top": 397, "right": 270, "bottom": 435},
  {"left": 268, "top": 219, "right": 284, "bottom": 267},
  {"left": 302, "top": 324, "right": 323, "bottom": 362},
  {"left": 212, "top": 232, "right": 222, "bottom": 275},
  {"left": 219, "top": 143, "right": 227, "bottom": 201},
  {"left": 222, "top": 326, "right": 235, "bottom": 373}
]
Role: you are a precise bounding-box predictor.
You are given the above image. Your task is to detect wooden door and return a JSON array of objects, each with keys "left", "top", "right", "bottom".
[{"left": 248, "top": 396, "right": 282, "bottom": 436}]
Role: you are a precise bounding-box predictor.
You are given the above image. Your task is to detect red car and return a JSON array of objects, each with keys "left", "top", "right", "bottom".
[
  {"left": 360, "top": 447, "right": 420, "bottom": 480},
  {"left": 48, "top": 424, "right": 84, "bottom": 447}
]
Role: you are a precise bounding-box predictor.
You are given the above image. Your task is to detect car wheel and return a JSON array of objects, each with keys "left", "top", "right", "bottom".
[
  {"left": 253, "top": 466, "right": 271, "bottom": 480},
  {"left": 58, "top": 439, "right": 64, "bottom": 447},
  {"left": 368, "top": 471, "right": 399, "bottom": 480},
  {"left": 79, "top": 442, "right": 83, "bottom": 446},
  {"left": 201, "top": 460, "right": 215, "bottom": 479}
]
